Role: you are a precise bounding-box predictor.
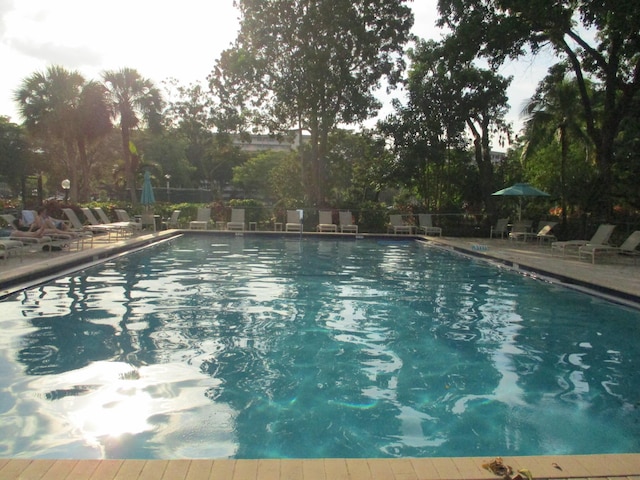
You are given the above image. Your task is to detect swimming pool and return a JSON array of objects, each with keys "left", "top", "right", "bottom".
[{"left": 1, "top": 235, "right": 639, "bottom": 459}]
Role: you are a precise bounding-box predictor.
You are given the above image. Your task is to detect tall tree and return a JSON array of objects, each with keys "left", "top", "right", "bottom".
[
  {"left": 102, "top": 68, "right": 164, "bottom": 204},
  {"left": 14, "top": 66, "right": 111, "bottom": 202},
  {"left": 212, "top": 0, "right": 414, "bottom": 206},
  {"left": 437, "top": 0, "right": 640, "bottom": 216},
  {"left": 0, "top": 117, "right": 33, "bottom": 196},
  {"left": 521, "top": 66, "right": 592, "bottom": 225},
  {"left": 381, "top": 39, "right": 511, "bottom": 213}
]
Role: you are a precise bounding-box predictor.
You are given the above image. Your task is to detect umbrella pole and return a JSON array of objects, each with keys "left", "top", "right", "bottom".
[{"left": 518, "top": 198, "right": 522, "bottom": 221}]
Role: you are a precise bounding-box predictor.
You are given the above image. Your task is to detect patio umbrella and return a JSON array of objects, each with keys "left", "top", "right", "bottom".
[
  {"left": 140, "top": 170, "right": 155, "bottom": 210},
  {"left": 492, "top": 183, "right": 550, "bottom": 220}
]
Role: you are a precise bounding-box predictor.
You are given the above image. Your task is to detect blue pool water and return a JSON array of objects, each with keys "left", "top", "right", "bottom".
[{"left": 0, "top": 235, "right": 639, "bottom": 459}]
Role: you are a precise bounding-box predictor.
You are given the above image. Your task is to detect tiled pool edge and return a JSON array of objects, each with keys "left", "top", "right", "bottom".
[{"left": 1, "top": 453, "right": 640, "bottom": 479}]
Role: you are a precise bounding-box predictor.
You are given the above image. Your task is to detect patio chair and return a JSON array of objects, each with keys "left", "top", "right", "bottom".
[
  {"left": 227, "top": 208, "right": 245, "bottom": 231},
  {"left": 162, "top": 210, "right": 181, "bottom": 229},
  {"left": 417, "top": 214, "right": 442, "bottom": 236},
  {"left": 578, "top": 230, "right": 640, "bottom": 264},
  {"left": 339, "top": 211, "right": 358, "bottom": 233},
  {"left": 285, "top": 210, "right": 302, "bottom": 232},
  {"left": 490, "top": 218, "right": 509, "bottom": 239},
  {"left": 317, "top": 210, "right": 337, "bottom": 232},
  {"left": 508, "top": 220, "right": 533, "bottom": 241},
  {"left": 189, "top": 207, "right": 211, "bottom": 230},
  {"left": 139, "top": 213, "right": 157, "bottom": 232},
  {"left": 388, "top": 214, "right": 412, "bottom": 234},
  {"left": 551, "top": 224, "right": 616, "bottom": 257}
]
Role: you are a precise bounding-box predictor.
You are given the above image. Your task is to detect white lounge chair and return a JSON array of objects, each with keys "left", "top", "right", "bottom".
[
  {"left": 417, "top": 214, "right": 442, "bottom": 236},
  {"left": 388, "top": 214, "right": 412, "bottom": 234},
  {"left": 80, "top": 207, "right": 131, "bottom": 239},
  {"left": 579, "top": 230, "right": 640, "bottom": 264},
  {"left": 516, "top": 221, "right": 558, "bottom": 244},
  {"left": 162, "top": 210, "right": 181, "bottom": 229},
  {"left": 0, "top": 239, "right": 24, "bottom": 262},
  {"left": 227, "top": 208, "right": 245, "bottom": 231},
  {"left": 94, "top": 207, "right": 113, "bottom": 224},
  {"left": 189, "top": 207, "right": 211, "bottom": 230},
  {"left": 508, "top": 220, "right": 533, "bottom": 241},
  {"left": 490, "top": 218, "right": 509, "bottom": 239},
  {"left": 317, "top": 210, "right": 337, "bottom": 232},
  {"left": 285, "top": 210, "right": 302, "bottom": 232},
  {"left": 339, "top": 211, "right": 358, "bottom": 233},
  {"left": 551, "top": 224, "right": 616, "bottom": 257}
]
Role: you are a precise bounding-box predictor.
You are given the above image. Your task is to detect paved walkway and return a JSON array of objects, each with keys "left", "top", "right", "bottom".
[{"left": 429, "top": 236, "right": 640, "bottom": 305}]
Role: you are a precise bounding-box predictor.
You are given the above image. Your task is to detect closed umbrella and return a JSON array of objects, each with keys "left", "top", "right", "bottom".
[
  {"left": 492, "top": 183, "right": 550, "bottom": 220},
  {"left": 140, "top": 170, "right": 156, "bottom": 210}
]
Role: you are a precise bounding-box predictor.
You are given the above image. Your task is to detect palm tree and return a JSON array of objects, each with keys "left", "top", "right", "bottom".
[
  {"left": 14, "top": 66, "right": 111, "bottom": 202},
  {"left": 521, "top": 68, "right": 590, "bottom": 226},
  {"left": 15, "top": 66, "right": 84, "bottom": 201},
  {"left": 102, "top": 68, "right": 164, "bottom": 203}
]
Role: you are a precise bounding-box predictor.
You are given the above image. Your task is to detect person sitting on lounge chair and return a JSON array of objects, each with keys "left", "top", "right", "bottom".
[
  {"left": 31, "top": 207, "right": 75, "bottom": 237},
  {"left": 10, "top": 219, "right": 47, "bottom": 238}
]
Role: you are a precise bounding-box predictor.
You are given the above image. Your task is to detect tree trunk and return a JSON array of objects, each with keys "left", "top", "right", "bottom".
[{"left": 121, "top": 125, "right": 137, "bottom": 204}]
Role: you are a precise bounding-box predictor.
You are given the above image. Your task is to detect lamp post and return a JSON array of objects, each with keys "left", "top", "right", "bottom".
[
  {"left": 165, "top": 174, "right": 171, "bottom": 203},
  {"left": 61, "top": 179, "right": 70, "bottom": 203}
]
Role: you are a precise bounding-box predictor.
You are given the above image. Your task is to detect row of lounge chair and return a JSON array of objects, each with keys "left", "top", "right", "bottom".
[
  {"left": 0, "top": 207, "right": 155, "bottom": 263},
  {"left": 186, "top": 209, "right": 444, "bottom": 236},
  {"left": 551, "top": 224, "right": 640, "bottom": 264},
  {"left": 488, "top": 218, "right": 639, "bottom": 264},
  {"left": 1, "top": 211, "right": 89, "bottom": 261}
]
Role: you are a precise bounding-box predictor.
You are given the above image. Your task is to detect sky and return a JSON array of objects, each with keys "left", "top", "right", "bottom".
[{"left": 0, "top": 0, "right": 556, "bottom": 142}]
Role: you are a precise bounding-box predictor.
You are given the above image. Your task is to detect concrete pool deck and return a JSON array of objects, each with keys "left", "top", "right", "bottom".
[{"left": 0, "top": 230, "right": 639, "bottom": 479}]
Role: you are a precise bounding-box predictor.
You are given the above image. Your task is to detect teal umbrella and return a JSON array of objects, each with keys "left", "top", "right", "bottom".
[
  {"left": 492, "top": 183, "right": 550, "bottom": 220},
  {"left": 140, "top": 170, "right": 155, "bottom": 210}
]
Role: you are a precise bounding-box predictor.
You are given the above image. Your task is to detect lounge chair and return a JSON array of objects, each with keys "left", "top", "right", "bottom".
[
  {"left": 80, "top": 207, "right": 131, "bottom": 239},
  {"left": 227, "top": 208, "right": 245, "bottom": 231},
  {"left": 578, "top": 230, "right": 640, "bottom": 264},
  {"left": 508, "top": 220, "right": 533, "bottom": 241},
  {"left": 285, "top": 210, "right": 302, "bottom": 232},
  {"left": 339, "top": 211, "right": 358, "bottom": 233},
  {"left": 2, "top": 214, "right": 51, "bottom": 242},
  {"left": 162, "top": 210, "right": 181, "bottom": 229},
  {"left": 7, "top": 210, "right": 79, "bottom": 251},
  {"left": 59, "top": 209, "right": 95, "bottom": 248},
  {"left": 551, "top": 224, "right": 616, "bottom": 257},
  {"left": 517, "top": 221, "right": 558, "bottom": 244},
  {"left": 388, "top": 214, "right": 412, "bottom": 234},
  {"left": 317, "top": 210, "right": 337, "bottom": 232},
  {"left": 490, "top": 218, "right": 509, "bottom": 239},
  {"left": 189, "top": 207, "right": 211, "bottom": 230},
  {"left": 94, "top": 207, "right": 113, "bottom": 224},
  {"left": 110, "top": 209, "right": 142, "bottom": 233},
  {"left": 417, "top": 214, "right": 442, "bottom": 236},
  {"left": 62, "top": 208, "right": 96, "bottom": 233},
  {"left": 0, "top": 239, "right": 24, "bottom": 262}
]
